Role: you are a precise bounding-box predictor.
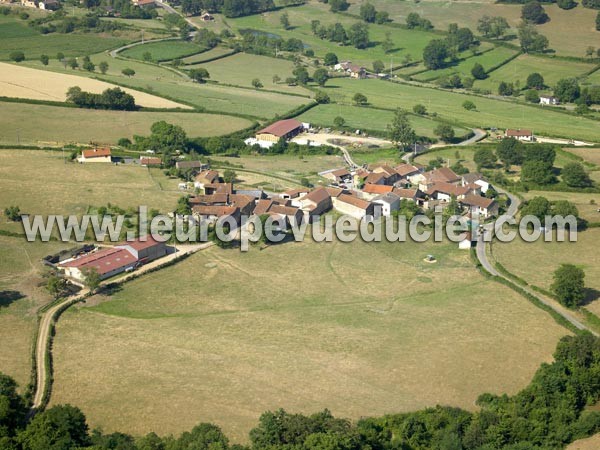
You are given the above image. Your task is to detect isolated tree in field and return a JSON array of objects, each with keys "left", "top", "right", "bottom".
[
  {"left": 272, "top": 74, "right": 281, "bottom": 84},
  {"left": 413, "top": 104, "right": 427, "bottom": 115},
  {"left": 360, "top": 2, "right": 376, "bottom": 22},
  {"left": 474, "top": 148, "right": 497, "bottom": 169},
  {"left": 83, "top": 60, "right": 95, "bottom": 72},
  {"left": 347, "top": 23, "right": 369, "bottom": 49},
  {"left": 372, "top": 60, "right": 384, "bottom": 74},
  {"left": 388, "top": 109, "right": 416, "bottom": 150},
  {"left": 423, "top": 39, "right": 448, "bottom": 69},
  {"left": 189, "top": 68, "right": 210, "bottom": 83},
  {"left": 3, "top": 206, "right": 21, "bottom": 222},
  {"left": 518, "top": 22, "right": 549, "bottom": 53},
  {"left": 9, "top": 51, "right": 25, "bottom": 62},
  {"left": 313, "top": 68, "right": 329, "bottom": 86},
  {"left": 586, "top": 46, "right": 596, "bottom": 60},
  {"left": 434, "top": 124, "right": 455, "bottom": 142},
  {"left": 82, "top": 267, "right": 101, "bottom": 292},
  {"left": 142, "top": 51, "right": 152, "bottom": 62},
  {"left": 525, "top": 89, "right": 540, "bottom": 103},
  {"left": 522, "top": 1, "right": 549, "bottom": 24},
  {"left": 324, "top": 52, "right": 338, "bottom": 66},
  {"left": 40, "top": 54, "right": 49, "bottom": 66},
  {"left": 562, "top": 162, "right": 592, "bottom": 187},
  {"left": 498, "top": 81, "right": 514, "bottom": 96},
  {"left": 462, "top": 100, "right": 476, "bottom": 110},
  {"left": 471, "top": 63, "right": 487, "bottom": 80},
  {"left": 329, "top": 0, "right": 349, "bottom": 12},
  {"left": 496, "top": 137, "right": 524, "bottom": 169},
  {"left": 526, "top": 72, "right": 544, "bottom": 89},
  {"left": 280, "top": 11, "right": 290, "bottom": 30},
  {"left": 56, "top": 52, "right": 65, "bottom": 61},
  {"left": 251, "top": 78, "right": 263, "bottom": 88},
  {"left": 121, "top": 68, "right": 135, "bottom": 77},
  {"left": 98, "top": 61, "right": 109, "bottom": 74},
  {"left": 557, "top": 0, "right": 577, "bottom": 9},
  {"left": 382, "top": 31, "right": 394, "bottom": 53},
  {"left": 315, "top": 90, "right": 330, "bottom": 104},
  {"left": 375, "top": 11, "right": 390, "bottom": 24},
  {"left": 223, "top": 169, "right": 237, "bottom": 183},
  {"left": 554, "top": 78, "right": 580, "bottom": 102},
  {"left": 552, "top": 264, "right": 585, "bottom": 308},
  {"left": 333, "top": 116, "right": 345, "bottom": 128},
  {"left": 353, "top": 92, "right": 368, "bottom": 105},
  {"left": 292, "top": 66, "right": 309, "bottom": 84}
]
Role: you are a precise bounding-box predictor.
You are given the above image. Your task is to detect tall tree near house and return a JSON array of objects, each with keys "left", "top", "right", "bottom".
[
  {"left": 388, "top": 109, "right": 416, "bottom": 151},
  {"left": 82, "top": 267, "right": 101, "bottom": 292}
]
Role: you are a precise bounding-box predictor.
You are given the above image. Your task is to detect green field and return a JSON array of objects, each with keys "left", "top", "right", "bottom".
[
  {"left": 227, "top": 2, "right": 443, "bottom": 66},
  {"left": 586, "top": 69, "right": 600, "bottom": 85},
  {"left": 0, "top": 14, "right": 131, "bottom": 60},
  {"left": 195, "top": 53, "right": 312, "bottom": 94},
  {"left": 412, "top": 47, "right": 518, "bottom": 82},
  {"left": 181, "top": 46, "right": 234, "bottom": 64},
  {"left": 50, "top": 238, "right": 567, "bottom": 441},
  {"left": 298, "top": 104, "right": 468, "bottom": 138},
  {"left": 319, "top": 78, "right": 600, "bottom": 141},
  {"left": 121, "top": 40, "right": 206, "bottom": 61},
  {"left": 474, "top": 54, "right": 597, "bottom": 93},
  {"left": 0, "top": 102, "right": 253, "bottom": 145}
]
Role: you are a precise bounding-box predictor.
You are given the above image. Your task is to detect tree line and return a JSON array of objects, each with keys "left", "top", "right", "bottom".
[{"left": 66, "top": 86, "right": 137, "bottom": 111}]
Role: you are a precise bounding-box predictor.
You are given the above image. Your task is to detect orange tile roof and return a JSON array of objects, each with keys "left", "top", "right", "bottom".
[
  {"left": 82, "top": 148, "right": 111, "bottom": 158},
  {"left": 362, "top": 184, "right": 393, "bottom": 194},
  {"left": 258, "top": 119, "right": 303, "bottom": 137}
]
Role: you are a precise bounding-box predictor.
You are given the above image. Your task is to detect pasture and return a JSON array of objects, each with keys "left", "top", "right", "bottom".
[
  {"left": 51, "top": 238, "right": 567, "bottom": 441},
  {"left": 319, "top": 78, "right": 600, "bottom": 142},
  {"left": 0, "top": 62, "right": 189, "bottom": 109},
  {"left": 522, "top": 190, "right": 600, "bottom": 223},
  {"left": 297, "top": 104, "right": 468, "bottom": 138},
  {"left": 120, "top": 40, "right": 206, "bottom": 61},
  {"left": 474, "top": 54, "right": 597, "bottom": 93},
  {"left": 0, "top": 102, "right": 252, "bottom": 145},
  {"left": 227, "top": 2, "right": 442, "bottom": 66},
  {"left": 0, "top": 14, "right": 134, "bottom": 60},
  {"left": 565, "top": 147, "right": 600, "bottom": 166},
  {"left": 412, "top": 47, "right": 518, "bottom": 82},
  {"left": 181, "top": 46, "right": 234, "bottom": 64},
  {"left": 194, "top": 53, "right": 312, "bottom": 94}
]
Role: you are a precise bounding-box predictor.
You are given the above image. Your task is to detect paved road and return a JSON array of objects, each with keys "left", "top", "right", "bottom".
[
  {"left": 475, "top": 186, "right": 597, "bottom": 335},
  {"left": 30, "top": 242, "right": 212, "bottom": 413}
]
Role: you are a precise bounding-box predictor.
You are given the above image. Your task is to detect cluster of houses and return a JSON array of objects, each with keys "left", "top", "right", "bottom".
[{"left": 58, "top": 236, "right": 168, "bottom": 282}]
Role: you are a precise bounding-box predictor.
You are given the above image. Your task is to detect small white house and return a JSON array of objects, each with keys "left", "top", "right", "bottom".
[
  {"left": 539, "top": 95, "right": 559, "bottom": 106},
  {"left": 372, "top": 193, "right": 400, "bottom": 217},
  {"left": 78, "top": 148, "right": 112, "bottom": 163}
]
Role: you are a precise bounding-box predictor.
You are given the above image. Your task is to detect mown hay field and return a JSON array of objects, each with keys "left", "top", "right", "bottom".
[
  {"left": 0, "top": 62, "right": 190, "bottom": 109},
  {"left": 0, "top": 102, "right": 252, "bottom": 145},
  {"left": 51, "top": 238, "right": 568, "bottom": 441}
]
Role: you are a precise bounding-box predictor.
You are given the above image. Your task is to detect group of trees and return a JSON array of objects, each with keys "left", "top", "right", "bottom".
[
  {"left": 517, "top": 21, "right": 549, "bottom": 52},
  {"left": 237, "top": 29, "right": 304, "bottom": 56},
  {"left": 66, "top": 86, "right": 137, "bottom": 111},
  {"left": 422, "top": 26, "right": 476, "bottom": 70},
  {"left": 521, "top": 0, "right": 549, "bottom": 24},
  {"left": 477, "top": 15, "right": 510, "bottom": 39},
  {"left": 359, "top": 2, "right": 390, "bottom": 24},
  {"left": 405, "top": 12, "right": 433, "bottom": 30},
  {"left": 310, "top": 20, "right": 370, "bottom": 49},
  {"left": 181, "top": 0, "right": 274, "bottom": 17},
  {"left": 4, "top": 333, "right": 600, "bottom": 448},
  {"left": 552, "top": 78, "right": 600, "bottom": 111}
]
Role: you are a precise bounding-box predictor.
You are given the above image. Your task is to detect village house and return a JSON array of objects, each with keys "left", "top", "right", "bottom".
[
  {"left": 323, "top": 168, "right": 351, "bottom": 184},
  {"left": 280, "top": 188, "right": 310, "bottom": 200},
  {"left": 394, "top": 163, "right": 422, "bottom": 180},
  {"left": 348, "top": 64, "right": 367, "bottom": 79},
  {"left": 39, "top": 0, "right": 59, "bottom": 9},
  {"left": 361, "top": 183, "right": 393, "bottom": 199},
  {"left": 132, "top": 0, "right": 155, "bottom": 7},
  {"left": 505, "top": 129, "right": 534, "bottom": 142},
  {"left": 370, "top": 164, "right": 400, "bottom": 184},
  {"left": 461, "top": 195, "right": 499, "bottom": 219},
  {"left": 252, "top": 199, "right": 303, "bottom": 229},
  {"left": 58, "top": 237, "right": 167, "bottom": 282},
  {"left": 392, "top": 188, "right": 425, "bottom": 206},
  {"left": 333, "top": 194, "right": 376, "bottom": 219},
  {"left": 254, "top": 119, "right": 304, "bottom": 148},
  {"left": 426, "top": 182, "right": 470, "bottom": 202},
  {"left": 140, "top": 156, "right": 161, "bottom": 167},
  {"left": 364, "top": 171, "right": 388, "bottom": 186},
  {"left": 194, "top": 170, "right": 220, "bottom": 189},
  {"left": 292, "top": 187, "right": 332, "bottom": 221},
  {"left": 461, "top": 172, "right": 490, "bottom": 194},
  {"left": 417, "top": 167, "right": 461, "bottom": 191},
  {"left": 175, "top": 160, "right": 209, "bottom": 172},
  {"left": 539, "top": 95, "right": 559, "bottom": 106},
  {"left": 372, "top": 192, "right": 400, "bottom": 217},
  {"left": 78, "top": 148, "right": 112, "bottom": 163},
  {"left": 20, "top": 0, "right": 38, "bottom": 7},
  {"left": 204, "top": 183, "right": 233, "bottom": 195},
  {"left": 192, "top": 205, "right": 240, "bottom": 225},
  {"left": 200, "top": 10, "right": 214, "bottom": 20}
]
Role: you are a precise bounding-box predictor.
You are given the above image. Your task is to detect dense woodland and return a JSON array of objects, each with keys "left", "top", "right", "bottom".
[{"left": 1, "top": 334, "right": 599, "bottom": 449}]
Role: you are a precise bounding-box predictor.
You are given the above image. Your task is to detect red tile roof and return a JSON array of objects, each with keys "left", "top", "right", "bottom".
[
  {"left": 192, "top": 205, "right": 238, "bottom": 216},
  {"left": 82, "top": 148, "right": 111, "bottom": 158},
  {"left": 257, "top": 119, "right": 303, "bottom": 137},
  {"left": 140, "top": 157, "right": 161, "bottom": 166},
  {"left": 427, "top": 182, "right": 469, "bottom": 197},
  {"left": 461, "top": 194, "right": 495, "bottom": 209},
  {"left": 118, "top": 236, "right": 165, "bottom": 252},
  {"left": 362, "top": 184, "right": 393, "bottom": 194},
  {"left": 61, "top": 248, "right": 135, "bottom": 276},
  {"left": 425, "top": 167, "right": 461, "bottom": 184},
  {"left": 337, "top": 194, "right": 371, "bottom": 210},
  {"left": 505, "top": 129, "right": 532, "bottom": 137},
  {"left": 394, "top": 163, "right": 420, "bottom": 177}
]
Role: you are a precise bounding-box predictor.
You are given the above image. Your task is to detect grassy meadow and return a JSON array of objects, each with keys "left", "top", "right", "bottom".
[
  {"left": 319, "top": 78, "right": 600, "bottom": 141},
  {"left": 0, "top": 102, "right": 253, "bottom": 145},
  {"left": 50, "top": 239, "right": 568, "bottom": 441},
  {"left": 120, "top": 40, "right": 206, "bottom": 61},
  {"left": 181, "top": 46, "right": 234, "bottom": 64}
]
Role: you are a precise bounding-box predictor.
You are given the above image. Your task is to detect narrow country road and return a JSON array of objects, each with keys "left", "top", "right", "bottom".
[
  {"left": 475, "top": 186, "right": 597, "bottom": 336},
  {"left": 30, "top": 242, "right": 213, "bottom": 414}
]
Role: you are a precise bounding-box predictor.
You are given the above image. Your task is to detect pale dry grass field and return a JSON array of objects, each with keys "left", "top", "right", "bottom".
[
  {"left": 0, "top": 62, "right": 190, "bottom": 109},
  {"left": 566, "top": 147, "right": 600, "bottom": 166},
  {"left": 51, "top": 238, "right": 568, "bottom": 442},
  {"left": 523, "top": 191, "right": 600, "bottom": 223},
  {"left": 568, "top": 433, "right": 600, "bottom": 450}
]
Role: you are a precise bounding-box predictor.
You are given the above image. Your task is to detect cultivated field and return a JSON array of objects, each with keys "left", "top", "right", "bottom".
[
  {"left": 320, "top": 78, "right": 600, "bottom": 142},
  {"left": 474, "top": 54, "right": 597, "bottom": 93},
  {"left": 50, "top": 239, "right": 568, "bottom": 441},
  {"left": 0, "top": 102, "right": 252, "bottom": 145},
  {"left": 120, "top": 40, "right": 206, "bottom": 61},
  {"left": 0, "top": 62, "right": 190, "bottom": 109},
  {"left": 195, "top": 53, "right": 312, "bottom": 94},
  {"left": 298, "top": 104, "right": 469, "bottom": 137}
]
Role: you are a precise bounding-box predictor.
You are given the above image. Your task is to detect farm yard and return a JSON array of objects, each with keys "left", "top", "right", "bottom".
[
  {"left": 320, "top": 78, "right": 600, "bottom": 142},
  {"left": 50, "top": 239, "right": 567, "bottom": 441},
  {"left": 0, "top": 102, "right": 252, "bottom": 145},
  {"left": 0, "top": 62, "right": 190, "bottom": 108}
]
